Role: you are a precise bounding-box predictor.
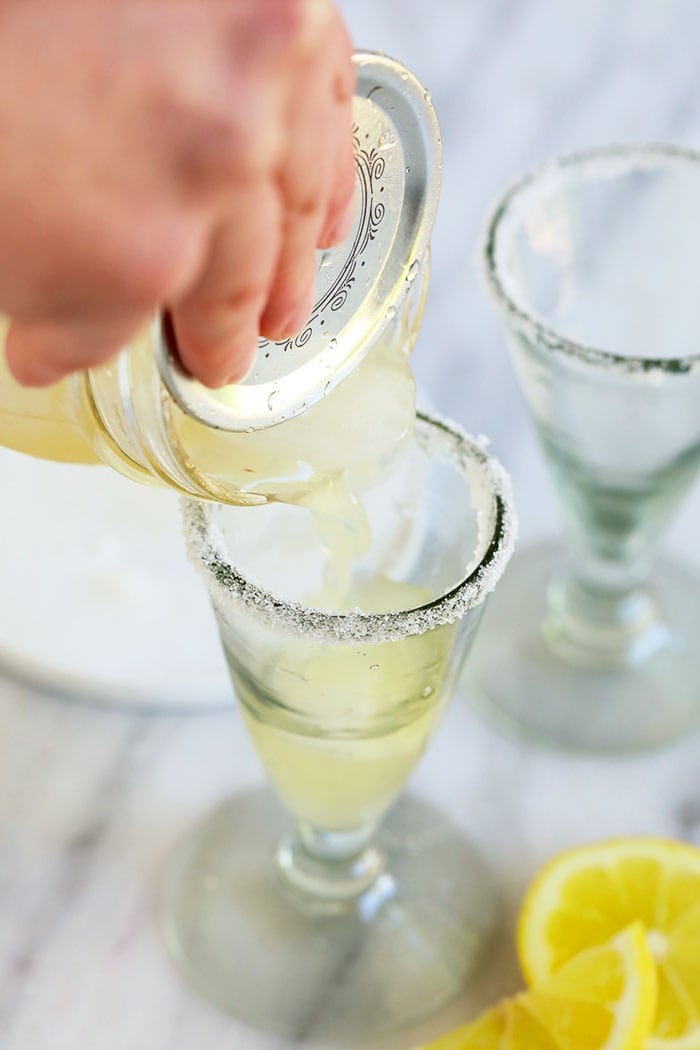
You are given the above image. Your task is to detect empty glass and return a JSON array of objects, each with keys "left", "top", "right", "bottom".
[
  {"left": 469, "top": 144, "right": 700, "bottom": 752},
  {"left": 161, "top": 412, "right": 515, "bottom": 1042}
]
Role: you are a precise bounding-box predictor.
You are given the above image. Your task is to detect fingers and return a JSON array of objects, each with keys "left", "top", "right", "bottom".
[
  {"left": 163, "top": 3, "right": 357, "bottom": 378},
  {"left": 258, "top": 158, "right": 329, "bottom": 342},
  {"left": 170, "top": 182, "right": 282, "bottom": 388},
  {"left": 260, "top": 7, "right": 355, "bottom": 340},
  {"left": 5, "top": 314, "right": 145, "bottom": 387},
  {"left": 318, "top": 17, "right": 357, "bottom": 248},
  {"left": 258, "top": 209, "right": 321, "bottom": 343},
  {"left": 1, "top": 1, "right": 357, "bottom": 392},
  {"left": 318, "top": 142, "right": 356, "bottom": 249}
]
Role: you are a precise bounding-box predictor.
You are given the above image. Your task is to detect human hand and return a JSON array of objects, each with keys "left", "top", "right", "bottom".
[{"left": 0, "top": 0, "right": 356, "bottom": 388}]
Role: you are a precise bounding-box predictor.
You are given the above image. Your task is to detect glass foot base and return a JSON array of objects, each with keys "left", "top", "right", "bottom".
[
  {"left": 160, "top": 789, "right": 497, "bottom": 1042},
  {"left": 464, "top": 542, "right": 700, "bottom": 754}
]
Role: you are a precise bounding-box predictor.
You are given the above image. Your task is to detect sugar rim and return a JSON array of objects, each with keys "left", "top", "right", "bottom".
[
  {"left": 483, "top": 142, "right": 700, "bottom": 377},
  {"left": 182, "top": 411, "right": 517, "bottom": 645}
]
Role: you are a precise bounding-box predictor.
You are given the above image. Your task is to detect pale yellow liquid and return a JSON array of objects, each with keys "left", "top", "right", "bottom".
[
  {"left": 0, "top": 316, "right": 415, "bottom": 504},
  {"left": 0, "top": 325, "right": 98, "bottom": 463},
  {"left": 233, "top": 579, "right": 455, "bottom": 832}
]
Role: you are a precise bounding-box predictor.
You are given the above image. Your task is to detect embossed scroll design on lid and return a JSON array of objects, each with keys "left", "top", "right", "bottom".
[{"left": 260, "top": 124, "right": 388, "bottom": 355}]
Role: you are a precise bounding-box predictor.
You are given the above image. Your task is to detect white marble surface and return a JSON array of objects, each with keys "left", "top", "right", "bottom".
[{"left": 4, "top": 1, "right": 700, "bottom": 1047}]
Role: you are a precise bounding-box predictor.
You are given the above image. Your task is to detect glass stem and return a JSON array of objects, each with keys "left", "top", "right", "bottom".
[
  {"left": 275, "top": 819, "right": 390, "bottom": 914},
  {"left": 543, "top": 540, "right": 668, "bottom": 670}
]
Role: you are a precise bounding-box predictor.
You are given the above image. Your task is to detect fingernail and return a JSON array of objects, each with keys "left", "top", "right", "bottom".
[
  {"left": 225, "top": 344, "right": 257, "bottom": 385},
  {"left": 193, "top": 344, "right": 257, "bottom": 389},
  {"left": 281, "top": 285, "right": 316, "bottom": 338}
]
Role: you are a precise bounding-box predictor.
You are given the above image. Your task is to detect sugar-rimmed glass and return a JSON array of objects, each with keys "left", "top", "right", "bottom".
[
  {"left": 161, "top": 412, "right": 515, "bottom": 1042},
  {"left": 468, "top": 144, "right": 700, "bottom": 752}
]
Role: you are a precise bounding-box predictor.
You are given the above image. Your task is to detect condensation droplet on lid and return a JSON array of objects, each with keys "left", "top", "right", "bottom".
[
  {"left": 421, "top": 685, "right": 434, "bottom": 698},
  {"left": 377, "top": 130, "right": 394, "bottom": 150},
  {"left": 267, "top": 391, "right": 280, "bottom": 412},
  {"left": 328, "top": 338, "right": 338, "bottom": 351},
  {"left": 319, "top": 251, "right": 332, "bottom": 270},
  {"left": 400, "top": 72, "right": 409, "bottom": 81},
  {"left": 369, "top": 663, "right": 380, "bottom": 671},
  {"left": 424, "top": 91, "right": 432, "bottom": 103},
  {"left": 385, "top": 306, "right": 397, "bottom": 322},
  {"left": 406, "top": 260, "right": 421, "bottom": 283},
  {"left": 405, "top": 165, "right": 411, "bottom": 174}
]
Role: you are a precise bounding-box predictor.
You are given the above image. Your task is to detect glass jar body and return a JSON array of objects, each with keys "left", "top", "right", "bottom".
[{"left": 0, "top": 259, "right": 428, "bottom": 504}]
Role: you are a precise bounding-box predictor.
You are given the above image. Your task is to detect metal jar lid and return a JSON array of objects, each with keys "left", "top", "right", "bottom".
[{"left": 155, "top": 50, "right": 442, "bottom": 433}]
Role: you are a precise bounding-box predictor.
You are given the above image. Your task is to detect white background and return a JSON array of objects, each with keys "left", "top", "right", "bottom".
[{"left": 3, "top": 3, "right": 700, "bottom": 1048}]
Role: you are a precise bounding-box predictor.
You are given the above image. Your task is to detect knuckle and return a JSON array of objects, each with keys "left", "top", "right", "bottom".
[
  {"left": 112, "top": 236, "right": 195, "bottom": 311},
  {"left": 226, "top": 283, "right": 266, "bottom": 313},
  {"left": 272, "top": 0, "right": 326, "bottom": 48},
  {"left": 277, "top": 170, "right": 325, "bottom": 221},
  {"left": 190, "top": 283, "right": 264, "bottom": 318},
  {"left": 251, "top": 0, "right": 339, "bottom": 58},
  {"left": 180, "top": 113, "right": 282, "bottom": 190},
  {"left": 153, "top": 91, "right": 277, "bottom": 194},
  {"left": 289, "top": 194, "right": 323, "bottom": 221},
  {"left": 126, "top": 253, "right": 180, "bottom": 308},
  {"left": 176, "top": 120, "right": 241, "bottom": 192}
]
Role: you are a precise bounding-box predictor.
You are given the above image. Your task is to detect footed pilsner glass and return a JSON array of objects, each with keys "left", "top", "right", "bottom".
[
  {"left": 470, "top": 144, "right": 700, "bottom": 752},
  {"left": 162, "top": 413, "right": 514, "bottom": 1042}
]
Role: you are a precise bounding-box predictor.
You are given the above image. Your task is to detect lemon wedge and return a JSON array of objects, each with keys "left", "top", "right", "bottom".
[
  {"left": 519, "top": 838, "right": 700, "bottom": 1047},
  {"left": 422, "top": 924, "right": 655, "bottom": 1049}
]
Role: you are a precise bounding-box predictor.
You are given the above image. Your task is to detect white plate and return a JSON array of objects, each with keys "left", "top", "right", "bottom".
[{"left": 0, "top": 449, "right": 231, "bottom": 711}]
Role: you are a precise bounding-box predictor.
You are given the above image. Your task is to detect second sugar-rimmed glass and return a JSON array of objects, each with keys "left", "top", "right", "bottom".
[
  {"left": 469, "top": 144, "right": 700, "bottom": 752},
  {"left": 161, "top": 412, "right": 515, "bottom": 1043}
]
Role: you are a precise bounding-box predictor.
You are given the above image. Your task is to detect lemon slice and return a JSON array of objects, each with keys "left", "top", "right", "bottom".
[
  {"left": 421, "top": 925, "right": 655, "bottom": 1049},
  {"left": 518, "top": 838, "right": 700, "bottom": 1048}
]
